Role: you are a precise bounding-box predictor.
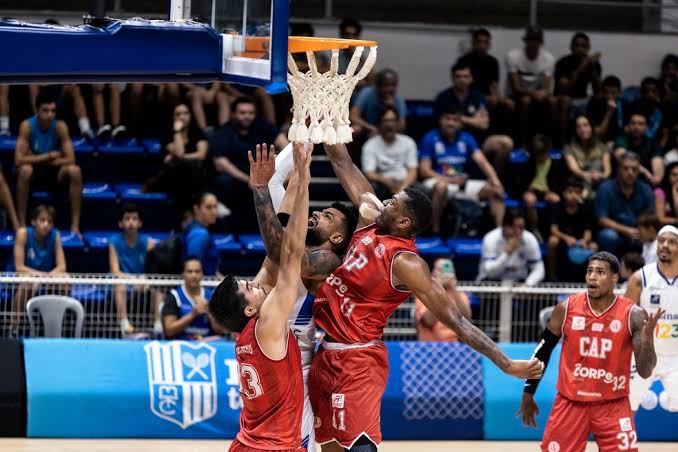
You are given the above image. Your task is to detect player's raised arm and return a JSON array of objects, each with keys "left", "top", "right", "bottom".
[
  {"left": 624, "top": 270, "right": 643, "bottom": 304},
  {"left": 255, "top": 142, "right": 312, "bottom": 358},
  {"left": 392, "top": 252, "right": 544, "bottom": 379},
  {"left": 518, "top": 300, "right": 567, "bottom": 428},
  {"left": 324, "top": 143, "right": 375, "bottom": 207},
  {"left": 630, "top": 305, "right": 663, "bottom": 378}
]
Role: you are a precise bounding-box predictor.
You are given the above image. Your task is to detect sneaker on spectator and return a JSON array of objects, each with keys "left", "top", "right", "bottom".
[
  {"left": 112, "top": 124, "right": 127, "bottom": 141},
  {"left": 81, "top": 128, "right": 95, "bottom": 141},
  {"left": 120, "top": 318, "right": 135, "bottom": 336},
  {"left": 97, "top": 124, "right": 112, "bottom": 141}
]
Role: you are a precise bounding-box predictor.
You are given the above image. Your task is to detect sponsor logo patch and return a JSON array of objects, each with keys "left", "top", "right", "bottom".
[
  {"left": 619, "top": 417, "right": 633, "bottom": 432},
  {"left": 572, "top": 316, "right": 586, "bottom": 331},
  {"left": 332, "top": 393, "right": 345, "bottom": 409}
]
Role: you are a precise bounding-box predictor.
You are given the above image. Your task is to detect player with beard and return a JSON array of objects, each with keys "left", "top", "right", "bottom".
[
  {"left": 519, "top": 252, "right": 662, "bottom": 451},
  {"left": 309, "top": 143, "right": 544, "bottom": 452},
  {"left": 209, "top": 142, "right": 313, "bottom": 452},
  {"left": 625, "top": 225, "right": 678, "bottom": 414},
  {"left": 248, "top": 142, "right": 358, "bottom": 451}
]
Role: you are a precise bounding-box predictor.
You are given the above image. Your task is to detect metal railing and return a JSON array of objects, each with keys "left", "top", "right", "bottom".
[{"left": 0, "top": 273, "right": 605, "bottom": 343}]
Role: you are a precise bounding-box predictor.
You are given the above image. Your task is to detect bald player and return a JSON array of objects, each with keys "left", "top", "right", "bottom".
[{"left": 626, "top": 225, "right": 678, "bottom": 413}]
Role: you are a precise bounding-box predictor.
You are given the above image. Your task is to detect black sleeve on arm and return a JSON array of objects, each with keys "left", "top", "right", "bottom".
[
  {"left": 524, "top": 327, "right": 561, "bottom": 394},
  {"left": 161, "top": 292, "right": 179, "bottom": 318},
  {"left": 277, "top": 212, "right": 290, "bottom": 227}
]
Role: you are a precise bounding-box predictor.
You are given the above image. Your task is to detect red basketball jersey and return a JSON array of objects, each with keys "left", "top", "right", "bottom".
[
  {"left": 313, "top": 224, "right": 419, "bottom": 344},
  {"left": 234, "top": 318, "right": 303, "bottom": 449},
  {"left": 557, "top": 292, "right": 635, "bottom": 402}
]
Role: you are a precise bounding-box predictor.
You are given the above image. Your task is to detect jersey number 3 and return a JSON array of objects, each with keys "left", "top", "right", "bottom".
[{"left": 239, "top": 363, "right": 264, "bottom": 400}]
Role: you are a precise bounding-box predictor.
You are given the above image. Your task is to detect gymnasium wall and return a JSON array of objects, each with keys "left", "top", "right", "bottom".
[{"left": 4, "top": 339, "right": 677, "bottom": 441}]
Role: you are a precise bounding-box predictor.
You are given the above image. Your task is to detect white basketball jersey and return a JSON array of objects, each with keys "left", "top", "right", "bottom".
[
  {"left": 288, "top": 280, "right": 316, "bottom": 369},
  {"left": 639, "top": 263, "right": 678, "bottom": 356}
]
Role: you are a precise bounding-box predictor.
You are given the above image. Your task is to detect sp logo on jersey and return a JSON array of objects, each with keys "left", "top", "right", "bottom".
[
  {"left": 144, "top": 341, "right": 217, "bottom": 429},
  {"left": 651, "top": 294, "right": 661, "bottom": 305},
  {"left": 572, "top": 316, "right": 586, "bottom": 331}
]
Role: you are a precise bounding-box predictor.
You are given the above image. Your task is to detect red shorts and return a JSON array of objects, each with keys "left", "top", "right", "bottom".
[
  {"left": 542, "top": 394, "right": 638, "bottom": 452},
  {"left": 308, "top": 342, "right": 389, "bottom": 448},
  {"left": 229, "top": 438, "right": 306, "bottom": 452}
]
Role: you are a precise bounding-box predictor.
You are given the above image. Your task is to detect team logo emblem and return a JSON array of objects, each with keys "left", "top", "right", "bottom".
[
  {"left": 332, "top": 393, "right": 345, "bottom": 409},
  {"left": 361, "top": 236, "right": 373, "bottom": 246},
  {"left": 619, "top": 417, "right": 633, "bottom": 432},
  {"left": 572, "top": 316, "right": 586, "bottom": 331},
  {"left": 651, "top": 294, "right": 661, "bottom": 305},
  {"left": 144, "top": 341, "right": 217, "bottom": 429},
  {"left": 610, "top": 320, "right": 622, "bottom": 334},
  {"left": 548, "top": 441, "right": 560, "bottom": 452},
  {"left": 374, "top": 244, "right": 385, "bottom": 258}
]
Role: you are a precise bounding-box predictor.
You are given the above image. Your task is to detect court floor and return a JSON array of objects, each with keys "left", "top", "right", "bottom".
[{"left": 2, "top": 440, "right": 676, "bottom": 451}]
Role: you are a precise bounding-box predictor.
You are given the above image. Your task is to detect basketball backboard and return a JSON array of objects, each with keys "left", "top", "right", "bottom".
[{"left": 0, "top": 0, "right": 289, "bottom": 93}]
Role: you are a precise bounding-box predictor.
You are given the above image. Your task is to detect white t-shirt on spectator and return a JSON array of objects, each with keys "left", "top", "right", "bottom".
[
  {"left": 361, "top": 133, "right": 418, "bottom": 182},
  {"left": 506, "top": 47, "right": 555, "bottom": 93},
  {"left": 477, "top": 227, "right": 544, "bottom": 284}
]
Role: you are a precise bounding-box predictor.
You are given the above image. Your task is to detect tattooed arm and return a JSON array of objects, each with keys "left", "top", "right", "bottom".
[
  {"left": 392, "top": 252, "right": 543, "bottom": 379},
  {"left": 630, "top": 305, "right": 663, "bottom": 378},
  {"left": 250, "top": 144, "right": 341, "bottom": 279}
]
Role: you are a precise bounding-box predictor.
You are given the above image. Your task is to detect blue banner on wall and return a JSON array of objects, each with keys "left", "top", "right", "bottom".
[
  {"left": 24, "top": 340, "right": 483, "bottom": 440},
  {"left": 482, "top": 343, "right": 678, "bottom": 441}
]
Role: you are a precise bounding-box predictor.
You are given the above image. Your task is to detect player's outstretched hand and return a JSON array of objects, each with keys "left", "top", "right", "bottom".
[
  {"left": 506, "top": 358, "right": 544, "bottom": 379},
  {"left": 248, "top": 143, "right": 276, "bottom": 188},
  {"left": 642, "top": 308, "right": 666, "bottom": 343},
  {"left": 517, "top": 392, "right": 539, "bottom": 428},
  {"left": 292, "top": 142, "right": 313, "bottom": 184}
]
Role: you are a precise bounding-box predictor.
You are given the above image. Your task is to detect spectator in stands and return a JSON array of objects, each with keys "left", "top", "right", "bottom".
[
  {"left": 554, "top": 33, "right": 602, "bottom": 107},
  {"left": 15, "top": 91, "right": 82, "bottom": 235},
  {"left": 456, "top": 28, "right": 504, "bottom": 109},
  {"left": 350, "top": 68, "right": 407, "bottom": 137},
  {"left": 8, "top": 205, "right": 66, "bottom": 336},
  {"left": 637, "top": 211, "right": 659, "bottom": 264},
  {"left": 563, "top": 115, "right": 611, "bottom": 199},
  {"left": 620, "top": 252, "right": 644, "bottom": 283},
  {"left": 595, "top": 152, "right": 654, "bottom": 255},
  {"left": 630, "top": 77, "right": 666, "bottom": 143},
  {"left": 434, "top": 62, "right": 514, "bottom": 178},
  {"left": 186, "top": 82, "right": 231, "bottom": 132},
  {"left": 144, "top": 103, "right": 207, "bottom": 212},
  {"left": 0, "top": 84, "right": 9, "bottom": 136},
  {"left": 659, "top": 54, "right": 678, "bottom": 100},
  {"left": 586, "top": 75, "right": 625, "bottom": 144},
  {"left": 476, "top": 208, "right": 545, "bottom": 286},
  {"left": 519, "top": 134, "right": 568, "bottom": 240},
  {"left": 28, "top": 84, "right": 93, "bottom": 139},
  {"left": 162, "top": 258, "right": 223, "bottom": 340},
  {"left": 209, "top": 96, "right": 286, "bottom": 232},
  {"left": 127, "top": 83, "right": 181, "bottom": 138},
  {"left": 654, "top": 161, "right": 678, "bottom": 225},
  {"left": 419, "top": 106, "right": 505, "bottom": 235},
  {"left": 222, "top": 83, "right": 278, "bottom": 126},
  {"left": 0, "top": 165, "right": 18, "bottom": 231},
  {"left": 184, "top": 193, "right": 220, "bottom": 276},
  {"left": 415, "top": 258, "right": 471, "bottom": 342},
  {"left": 361, "top": 106, "right": 418, "bottom": 200},
  {"left": 505, "top": 26, "right": 560, "bottom": 146},
  {"left": 91, "top": 84, "right": 127, "bottom": 141},
  {"left": 547, "top": 177, "right": 597, "bottom": 281},
  {"left": 613, "top": 113, "right": 664, "bottom": 186},
  {"left": 109, "top": 203, "right": 159, "bottom": 337}
]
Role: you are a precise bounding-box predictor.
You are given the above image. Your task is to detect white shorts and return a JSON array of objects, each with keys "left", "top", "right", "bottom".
[
  {"left": 422, "top": 177, "right": 486, "bottom": 202},
  {"left": 629, "top": 354, "right": 678, "bottom": 412}
]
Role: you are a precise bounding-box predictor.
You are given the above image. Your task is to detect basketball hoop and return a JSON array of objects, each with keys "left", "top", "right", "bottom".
[{"left": 286, "top": 36, "right": 378, "bottom": 145}]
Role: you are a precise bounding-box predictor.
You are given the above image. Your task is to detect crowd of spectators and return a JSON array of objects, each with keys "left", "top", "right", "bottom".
[{"left": 0, "top": 18, "right": 677, "bottom": 304}]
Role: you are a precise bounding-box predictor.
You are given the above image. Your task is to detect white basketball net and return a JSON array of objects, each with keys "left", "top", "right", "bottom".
[{"left": 287, "top": 45, "right": 378, "bottom": 144}]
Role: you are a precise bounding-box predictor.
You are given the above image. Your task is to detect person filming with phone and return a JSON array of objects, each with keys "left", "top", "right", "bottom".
[{"left": 415, "top": 258, "right": 472, "bottom": 342}]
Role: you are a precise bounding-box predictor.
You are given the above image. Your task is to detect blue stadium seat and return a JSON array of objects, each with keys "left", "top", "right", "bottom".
[
  {"left": 239, "top": 234, "right": 266, "bottom": 254},
  {"left": 115, "top": 183, "right": 167, "bottom": 202},
  {"left": 71, "top": 284, "right": 110, "bottom": 304},
  {"left": 448, "top": 237, "right": 483, "bottom": 280},
  {"left": 31, "top": 191, "right": 53, "bottom": 202},
  {"left": 72, "top": 137, "right": 96, "bottom": 154},
  {"left": 0, "top": 135, "right": 16, "bottom": 152},
  {"left": 97, "top": 138, "right": 144, "bottom": 154},
  {"left": 0, "top": 230, "right": 14, "bottom": 249},
  {"left": 416, "top": 236, "right": 451, "bottom": 258},
  {"left": 142, "top": 139, "right": 162, "bottom": 154},
  {"left": 214, "top": 234, "right": 241, "bottom": 252},
  {"left": 80, "top": 183, "right": 118, "bottom": 230},
  {"left": 60, "top": 231, "right": 85, "bottom": 250},
  {"left": 83, "top": 231, "right": 117, "bottom": 250}
]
